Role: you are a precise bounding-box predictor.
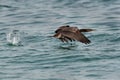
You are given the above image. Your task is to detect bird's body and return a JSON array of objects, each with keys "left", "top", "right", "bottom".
[{"left": 53, "top": 25, "right": 95, "bottom": 44}]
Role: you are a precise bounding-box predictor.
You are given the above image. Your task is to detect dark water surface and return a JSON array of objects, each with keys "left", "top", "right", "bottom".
[{"left": 0, "top": 0, "right": 120, "bottom": 80}]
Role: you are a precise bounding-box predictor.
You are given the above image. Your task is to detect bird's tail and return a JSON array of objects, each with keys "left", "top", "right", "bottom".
[{"left": 79, "top": 29, "right": 95, "bottom": 32}]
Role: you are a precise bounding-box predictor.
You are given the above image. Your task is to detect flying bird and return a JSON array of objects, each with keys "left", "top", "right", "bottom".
[{"left": 53, "top": 25, "right": 95, "bottom": 44}]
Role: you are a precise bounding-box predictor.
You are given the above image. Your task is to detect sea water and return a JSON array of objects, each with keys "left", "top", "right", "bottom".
[{"left": 0, "top": 0, "right": 120, "bottom": 80}]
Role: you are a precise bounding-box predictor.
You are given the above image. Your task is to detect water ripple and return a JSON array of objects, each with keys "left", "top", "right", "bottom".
[{"left": 0, "top": 0, "right": 120, "bottom": 80}]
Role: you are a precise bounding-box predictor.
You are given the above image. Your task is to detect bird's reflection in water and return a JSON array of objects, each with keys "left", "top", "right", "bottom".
[{"left": 58, "top": 42, "right": 78, "bottom": 50}]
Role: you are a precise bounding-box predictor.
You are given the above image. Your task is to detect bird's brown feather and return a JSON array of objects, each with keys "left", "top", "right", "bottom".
[
  {"left": 53, "top": 25, "right": 94, "bottom": 44},
  {"left": 60, "top": 31, "right": 91, "bottom": 44}
]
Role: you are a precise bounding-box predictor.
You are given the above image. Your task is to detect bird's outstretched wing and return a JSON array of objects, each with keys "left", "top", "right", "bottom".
[{"left": 60, "top": 30, "right": 91, "bottom": 44}]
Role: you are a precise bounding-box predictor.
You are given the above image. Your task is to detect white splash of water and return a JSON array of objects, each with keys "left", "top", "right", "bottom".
[{"left": 7, "top": 30, "right": 21, "bottom": 46}]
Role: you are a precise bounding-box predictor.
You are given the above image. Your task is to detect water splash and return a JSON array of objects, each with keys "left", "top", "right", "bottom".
[{"left": 6, "top": 30, "right": 22, "bottom": 46}]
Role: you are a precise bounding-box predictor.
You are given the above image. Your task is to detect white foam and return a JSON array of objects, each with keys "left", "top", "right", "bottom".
[{"left": 6, "top": 30, "right": 21, "bottom": 46}]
